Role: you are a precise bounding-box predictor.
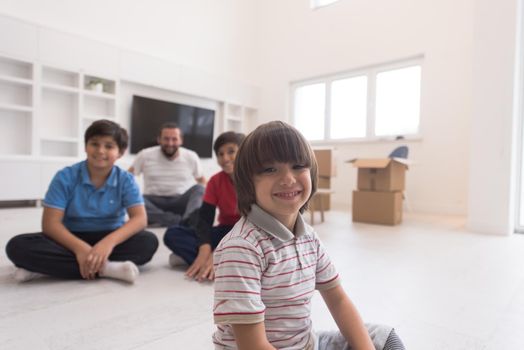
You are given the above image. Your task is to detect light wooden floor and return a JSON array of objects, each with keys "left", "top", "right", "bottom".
[{"left": 2, "top": 207, "right": 524, "bottom": 349}]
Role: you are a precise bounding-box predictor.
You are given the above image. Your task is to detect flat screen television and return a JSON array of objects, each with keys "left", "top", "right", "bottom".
[{"left": 130, "top": 95, "right": 215, "bottom": 157}]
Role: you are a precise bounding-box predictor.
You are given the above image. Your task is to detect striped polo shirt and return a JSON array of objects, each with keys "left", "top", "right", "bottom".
[{"left": 213, "top": 204, "right": 340, "bottom": 349}]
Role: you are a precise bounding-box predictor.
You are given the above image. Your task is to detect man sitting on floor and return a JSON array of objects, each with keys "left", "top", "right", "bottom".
[{"left": 129, "top": 122, "right": 205, "bottom": 227}]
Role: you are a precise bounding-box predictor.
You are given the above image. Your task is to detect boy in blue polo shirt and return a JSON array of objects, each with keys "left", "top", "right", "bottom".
[{"left": 6, "top": 120, "right": 158, "bottom": 284}]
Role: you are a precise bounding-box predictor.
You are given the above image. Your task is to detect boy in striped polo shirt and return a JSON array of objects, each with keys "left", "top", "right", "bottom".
[{"left": 213, "top": 121, "right": 405, "bottom": 349}]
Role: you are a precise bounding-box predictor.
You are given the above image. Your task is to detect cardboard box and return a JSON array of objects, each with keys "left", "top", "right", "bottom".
[
  {"left": 313, "top": 176, "right": 331, "bottom": 210},
  {"left": 348, "top": 158, "right": 409, "bottom": 191},
  {"left": 352, "top": 190, "right": 403, "bottom": 225},
  {"left": 314, "top": 149, "right": 336, "bottom": 177},
  {"left": 314, "top": 149, "right": 335, "bottom": 210}
]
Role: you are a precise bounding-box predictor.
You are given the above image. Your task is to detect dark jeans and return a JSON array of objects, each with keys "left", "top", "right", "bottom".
[
  {"left": 144, "top": 184, "right": 205, "bottom": 227},
  {"left": 163, "top": 225, "right": 232, "bottom": 265},
  {"left": 5, "top": 230, "right": 159, "bottom": 279}
]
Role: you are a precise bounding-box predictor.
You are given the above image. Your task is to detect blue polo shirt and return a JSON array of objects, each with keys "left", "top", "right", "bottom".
[{"left": 43, "top": 161, "right": 144, "bottom": 232}]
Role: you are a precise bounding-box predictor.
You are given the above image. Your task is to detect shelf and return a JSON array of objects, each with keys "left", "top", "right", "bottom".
[
  {"left": 0, "top": 103, "right": 33, "bottom": 112},
  {"left": 42, "top": 66, "right": 79, "bottom": 88},
  {"left": 40, "top": 136, "right": 78, "bottom": 143},
  {"left": 84, "top": 74, "right": 116, "bottom": 95},
  {"left": 243, "top": 107, "right": 258, "bottom": 133},
  {"left": 225, "top": 118, "right": 243, "bottom": 133},
  {"left": 0, "top": 80, "right": 33, "bottom": 107},
  {"left": 40, "top": 139, "right": 78, "bottom": 157},
  {"left": 82, "top": 114, "right": 115, "bottom": 121},
  {"left": 0, "top": 75, "right": 32, "bottom": 86},
  {"left": 225, "top": 115, "right": 243, "bottom": 122},
  {"left": 221, "top": 102, "right": 258, "bottom": 134},
  {"left": 0, "top": 109, "right": 32, "bottom": 155},
  {"left": 0, "top": 56, "right": 32, "bottom": 80},
  {"left": 83, "top": 94, "right": 115, "bottom": 118},
  {"left": 42, "top": 83, "right": 79, "bottom": 94},
  {"left": 83, "top": 90, "right": 116, "bottom": 100},
  {"left": 225, "top": 103, "right": 242, "bottom": 118},
  {"left": 40, "top": 89, "right": 79, "bottom": 140}
]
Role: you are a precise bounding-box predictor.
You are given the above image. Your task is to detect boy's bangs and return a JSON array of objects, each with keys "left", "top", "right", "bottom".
[{"left": 253, "top": 128, "right": 312, "bottom": 170}]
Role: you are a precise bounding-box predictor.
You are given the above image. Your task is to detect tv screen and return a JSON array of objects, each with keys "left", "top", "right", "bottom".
[{"left": 130, "top": 95, "right": 215, "bottom": 157}]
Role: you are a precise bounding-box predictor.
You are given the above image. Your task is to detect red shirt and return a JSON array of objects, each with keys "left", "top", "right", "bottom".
[{"left": 203, "top": 171, "right": 239, "bottom": 226}]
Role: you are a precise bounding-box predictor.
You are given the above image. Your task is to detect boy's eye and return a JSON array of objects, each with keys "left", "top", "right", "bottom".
[
  {"left": 293, "top": 164, "right": 308, "bottom": 170},
  {"left": 261, "top": 167, "right": 276, "bottom": 174}
]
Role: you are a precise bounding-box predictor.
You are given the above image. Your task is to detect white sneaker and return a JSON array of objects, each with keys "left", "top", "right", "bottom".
[{"left": 168, "top": 253, "right": 187, "bottom": 267}]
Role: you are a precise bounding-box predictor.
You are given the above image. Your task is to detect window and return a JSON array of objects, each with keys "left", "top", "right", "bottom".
[
  {"left": 311, "top": 0, "right": 340, "bottom": 9},
  {"left": 330, "top": 76, "right": 368, "bottom": 139},
  {"left": 375, "top": 66, "right": 421, "bottom": 136},
  {"left": 294, "top": 83, "right": 325, "bottom": 140},
  {"left": 292, "top": 58, "right": 422, "bottom": 141}
]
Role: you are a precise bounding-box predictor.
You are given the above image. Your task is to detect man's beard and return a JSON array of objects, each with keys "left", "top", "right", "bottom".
[{"left": 161, "top": 145, "right": 178, "bottom": 158}]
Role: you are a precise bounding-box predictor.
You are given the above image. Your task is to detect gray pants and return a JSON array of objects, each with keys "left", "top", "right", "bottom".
[
  {"left": 317, "top": 324, "right": 404, "bottom": 350},
  {"left": 144, "top": 184, "right": 204, "bottom": 227}
]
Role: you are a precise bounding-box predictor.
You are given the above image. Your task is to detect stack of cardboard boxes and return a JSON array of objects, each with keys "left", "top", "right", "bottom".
[
  {"left": 348, "top": 158, "right": 409, "bottom": 225},
  {"left": 312, "top": 148, "right": 335, "bottom": 210}
]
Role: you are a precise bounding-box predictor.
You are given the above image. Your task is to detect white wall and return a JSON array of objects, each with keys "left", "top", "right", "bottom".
[
  {"left": 467, "top": 0, "right": 521, "bottom": 235},
  {"left": 254, "top": 0, "right": 474, "bottom": 215},
  {"left": 0, "top": 0, "right": 259, "bottom": 86}
]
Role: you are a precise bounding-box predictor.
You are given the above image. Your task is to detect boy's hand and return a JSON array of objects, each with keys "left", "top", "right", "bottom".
[
  {"left": 186, "top": 244, "right": 214, "bottom": 281},
  {"left": 74, "top": 243, "right": 95, "bottom": 280},
  {"left": 86, "top": 239, "right": 116, "bottom": 277}
]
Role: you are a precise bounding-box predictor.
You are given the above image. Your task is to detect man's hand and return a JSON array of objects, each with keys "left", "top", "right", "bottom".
[{"left": 185, "top": 244, "right": 214, "bottom": 281}]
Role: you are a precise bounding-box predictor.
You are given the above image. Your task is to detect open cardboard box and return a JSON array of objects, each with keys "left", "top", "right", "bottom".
[
  {"left": 347, "top": 158, "right": 410, "bottom": 225},
  {"left": 347, "top": 158, "right": 410, "bottom": 191}
]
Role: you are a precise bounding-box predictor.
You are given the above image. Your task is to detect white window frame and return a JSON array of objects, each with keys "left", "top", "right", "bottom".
[{"left": 291, "top": 55, "right": 424, "bottom": 144}]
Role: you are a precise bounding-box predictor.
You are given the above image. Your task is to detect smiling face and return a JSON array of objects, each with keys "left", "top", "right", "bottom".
[
  {"left": 158, "top": 127, "right": 183, "bottom": 159},
  {"left": 254, "top": 162, "right": 312, "bottom": 230},
  {"left": 234, "top": 121, "right": 318, "bottom": 223},
  {"left": 85, "top": 135, "right": 122, "bottom": 172},
  {"left": 216, "top": 142, "right": 239, "bottom": 175}
]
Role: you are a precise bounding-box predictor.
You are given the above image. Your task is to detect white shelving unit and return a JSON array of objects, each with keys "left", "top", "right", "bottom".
[
  {"left": 80, "top": 74, "right": 117, "bottom": 154},
  {"left": 222, "top": 102, "right": 258, "bottom": 134},
  {"left": 0, "top": 58, "right": 120, "bottom": 159},
  {"left": 0, "top": 54, "right": 120, "bottom": 200},
  {"left": 40, "top": 65, "right": 80, "bottom": 157},
  {"left": 0, "top": 56, "right": 34, "bottom": 156}
]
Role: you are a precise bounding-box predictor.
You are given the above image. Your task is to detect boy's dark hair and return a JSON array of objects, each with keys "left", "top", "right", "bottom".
[
  {"left": 84, "top": 119, "right": 128, "bottom": 153},
  {"left": 213, "top": 131, "right": 245, "bottom": 155},
  {"left": 234, "top": 121, "right": 318, "bottom": 216},
  {"left": 159, "top": 122, "right": 181, "bottom": 136}
]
